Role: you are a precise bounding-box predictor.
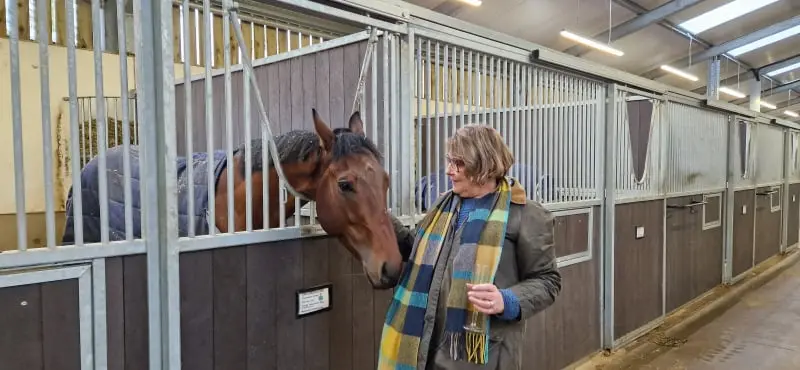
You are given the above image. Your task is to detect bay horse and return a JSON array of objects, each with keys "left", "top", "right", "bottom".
[{"left": 61, "top": 109, "right": 402, "bottom": 289}]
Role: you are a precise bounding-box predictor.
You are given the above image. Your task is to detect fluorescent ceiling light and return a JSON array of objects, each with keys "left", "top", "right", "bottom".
[
  {"left": 761, "top": 101, "right": 777, "bottom": 110},
  {"left": 678, "top": 0, "right": 780, "bottom": 34},
  {"left": 729, "top": 24, "right": 800, "bottom": 57},
  {"left": 719, "top": 87, "right": 746, "bottom": 98},
  {"left": 660, "top": 65, "right": 699, "bottom": 81},
  {"left": 786, "top": 110, "right": 799, "bottom": 118},
  {"left": 560, "top": 30, "right": 624, "bottom": 56},
  {"left": 457, "top": 0, "right": 482, "bottom": 5},
  {"left": 766, "top": 62, "right": 800, "bottom": 77}
]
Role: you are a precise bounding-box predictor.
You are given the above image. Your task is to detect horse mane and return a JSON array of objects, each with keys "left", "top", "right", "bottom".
[{"left": 233, "top": 127, "right": 383, "bottom": 176}]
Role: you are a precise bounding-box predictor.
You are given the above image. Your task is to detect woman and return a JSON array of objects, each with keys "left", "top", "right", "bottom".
[{"left": 380, "top": 125, "right": 562, "bottom": 370}]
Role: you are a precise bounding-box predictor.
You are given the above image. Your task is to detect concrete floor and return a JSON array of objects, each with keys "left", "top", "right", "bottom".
[{"left": 633, "top": 260, "right": 800, "bottom": 370}]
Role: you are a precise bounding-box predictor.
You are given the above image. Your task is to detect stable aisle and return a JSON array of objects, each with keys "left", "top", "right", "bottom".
[{"left": 638, "top": 259, "right": 800, "bottom": 370}]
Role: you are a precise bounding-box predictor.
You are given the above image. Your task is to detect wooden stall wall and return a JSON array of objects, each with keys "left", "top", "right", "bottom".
[
  {"left": 664, "top": 194, "right": 724, "bottom": 313},
  {"left": 788, "top": 183, "right": 800, "bottom": 249},
  {"left": 754, "top": 186, "right": 782, "bottom": 265},
  {"left": 0, "top": 279, "right": 81, "bottom": 370},
  {"left": 613, "top": 199, "right": 664, "bottom": 341},
  {"left": 522, "top": 207, "right": 602, "bottom": 370},
  {"left": 173, "top": 36, "right": 392, "bottom": 160}
]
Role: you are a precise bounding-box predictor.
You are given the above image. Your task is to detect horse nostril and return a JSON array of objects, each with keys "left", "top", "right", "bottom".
[{"left": 381, "top": 262, "right": 390, "bottom": 278}]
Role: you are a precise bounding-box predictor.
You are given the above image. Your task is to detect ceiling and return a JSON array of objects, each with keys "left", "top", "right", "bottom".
[{"left": 402, "top": 0, "right": 800, "bottom": 120}]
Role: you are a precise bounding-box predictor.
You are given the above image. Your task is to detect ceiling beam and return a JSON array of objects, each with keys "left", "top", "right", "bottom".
[
  {"left": 731, "top": 79, "right": 800, "bottom": 104},
  {"left": 763, "top": 96, "right": 800, "bottom": 113},
  {"left": 691, "top": 54, "right": 800, "bottom": 93},
  {"left": 563, "top": 0, "right": 706, "bottom": 56},
  {"left": 641, "top": 15, "right": 800, "bottom": 80}
]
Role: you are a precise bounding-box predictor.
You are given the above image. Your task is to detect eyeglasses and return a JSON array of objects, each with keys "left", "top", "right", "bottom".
[{"left": 445, "top": 155, "right": 464, "bottom": 171}]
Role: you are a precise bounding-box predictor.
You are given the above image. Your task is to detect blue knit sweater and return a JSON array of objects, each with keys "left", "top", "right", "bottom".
[{"left": 456, "top": 196, "right": 521, "bottom": 321}]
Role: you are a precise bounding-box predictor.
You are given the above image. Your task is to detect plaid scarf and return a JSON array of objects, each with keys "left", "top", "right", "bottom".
[{"left": 378, "top": 177, "right": 524, "bottom": 369}]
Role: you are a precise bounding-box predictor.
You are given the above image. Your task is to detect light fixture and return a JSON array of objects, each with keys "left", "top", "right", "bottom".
[
  {"left": 728, "top": 24, "right": 800, "bottom": 57},
  {"left": 766, "top": 62, "right": 800, "bottom": 77},
  {"left": 761, "top": 101, "right": 778, "bottom": 110},
  {"left": 678, "top": 0, "right": 780, "bottom": 34},
  {"left": 457, "top": 0, "right": 482, "bottom": 5},
  {"left": 719, "top": 87, "right": 746, "bottom": 99},
  {"left": 660, "top": 65, "right": 699, "bottom": 81},
  {"left": 786, "top": 110, "right": 799, "bottom": 118},
  {"left": 560, "top": 30, "right": 624, "bottom": 56}
]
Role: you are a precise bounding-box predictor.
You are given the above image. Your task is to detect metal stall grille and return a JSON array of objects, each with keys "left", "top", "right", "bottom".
[
  {"left": 614, "top": 89, "right": 664, "bottom": 202},
  {"left": 664, "top": 102, "right": 729, "bottom": 196},
  {"left": 411, "top": 34, "right": 605, "bottom": 214},
  {"left": 733, "top": 118, "right": 757, "bottom": 190}
]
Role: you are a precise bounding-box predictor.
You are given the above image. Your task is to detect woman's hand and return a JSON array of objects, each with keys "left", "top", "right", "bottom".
[{"left": 466, "top": 283, "right": 505, "bottom": 315}]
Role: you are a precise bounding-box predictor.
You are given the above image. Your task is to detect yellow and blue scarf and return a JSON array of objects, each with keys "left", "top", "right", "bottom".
[{"left": 378, "top": 177, "right": 525, "bottom": 369}]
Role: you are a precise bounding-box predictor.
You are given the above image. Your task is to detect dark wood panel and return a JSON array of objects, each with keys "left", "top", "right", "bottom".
[
  {"left": 613, "top": 199, "right": 664, "bottom": 340},
  {"left": 754, "top": 186, "right": 782, "bottom": 265},
  {"left": 0, "top": 278, "right": 83, "bottom": 370},
  {"left": 789, "top": 184, "right": 800, "bottom": 248},
  {"left": 213, "top": 247, "right": 249, "bottom": 370},
  {"left": 732, "top": 190, "right": 755, "bottom": 277},
  {"left": 41, "top": 279, "right": 80, "bottom": 370},
  {"left": 123, "top": 254, "right": 149, "bottom": 370},
  {"left": 179, "top": 251, "right": 214, "bottom": 370},
  {"left": 106, "top": 257, "right": 126, "bottom": 370},
  {"left": 554, "top": 213, "right": 590, "bottom": 258},
  {"left": 665, "top": 194, "right": 724, "bottom": 314},
  {"left": 522, "top": 207, "right": 602, "bottom": 370}
]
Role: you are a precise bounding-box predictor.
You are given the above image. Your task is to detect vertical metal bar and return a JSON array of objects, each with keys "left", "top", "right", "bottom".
[
  {"left": 390, "top": 34, "right": 399, "bottom": 215},
  {"left": 78, "top": 269, "right": 93, "bottom": 370},
  {"left": 37, "top": 0, "right": 57, "bottom": 248},
  {"left": 489, "top": 56, "right": 495, "bottom": 130},
  {"left": 468, "top": 51, "right": 473, "bottom": 126},
  {"left": 425, "top": 39, "right": 431, "bottom": 200},
  {"left": 223, "top": 4, "right": 235, "bottom": 233},
  {"left": 384, "top": 35, "right": 391, "bottom": 209},
  {"left": 133, "top": 0, "right": 181, "bottom": 365},
  {"left": 782, "top": 128, "right": 791, "bottom": 253},
  {"left": 601, "top": 84, "right": 617, "bottom": 349},
  {"left": 92, "top": 259, "right": 108, "bottom": 368},
  {"left": 434, "top": 42, "right": 440, "bottom": 186},
  {"left": 546, "top": 71, "right": 553, "bottom": 203},
  {"left": 262, "top": 113, "right": 270, "bottom": 229},
  {"left": 443, "top": 44, "right": 448, "bottom": 163},
  {"left": 480, "top": 54, "right": 485, "bottom": 125},
  {"left": 8, "top": 0, "right": 28, "bottom": 251},
  {"left": 460, "top": 48, "right": 465, "bottom": 129},
  {"left": 244, "top": 35, "right": 253, "bottom": 232},
  {"left": 415, "top": 36, "right": 422, "bottom": 215},
  {"left": 66, "top": 0, "right": 84, "bottom": 245},
  {"left": 723, "top": 115, "right": 736, "bottom": 283},
  {"left": 182, "top": 0, "right": 195, "bottom": 237},
  {"left": 401, "top": 29, "right": 414, "bottom": 217},
  {"left": 204, "top": 0, "right": 216, "bottom": 235}
]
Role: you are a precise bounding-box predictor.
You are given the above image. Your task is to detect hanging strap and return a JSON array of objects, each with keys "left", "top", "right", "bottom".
[{"left": 351, "top": 27, "right": 379, "bottom": 116}]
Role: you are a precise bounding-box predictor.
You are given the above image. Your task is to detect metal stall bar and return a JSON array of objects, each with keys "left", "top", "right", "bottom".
[
  {"left": 401, "top": 28, "right": 414, "bottom": 219},
  {"left": 182, "top": 0, "right": 196, "bottom": 236},
  {"left": 8, "top": 0, "right": 27, "bottom": 251},
  {"left": 602, "top": 84, "right": 618, "bottom": 349},
  {"left": 91, "top": 0, "right": 111, "bottom": 245},
  {"left": 38, "top": 0, "right": 57, "bottom": 249},
  {"left": 223, "top": 5, "right": 236, "bottom": 233},
  {"left": 66, "top": 0, "right": 84, "bottom": 246},
  {"left": 132, "top": 0, "right": 182, "bottom": 366}
]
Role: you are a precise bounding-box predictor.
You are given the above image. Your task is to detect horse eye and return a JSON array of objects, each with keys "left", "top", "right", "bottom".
[{"left": 338, "top": 180, "right": 355, "bottom": 193}]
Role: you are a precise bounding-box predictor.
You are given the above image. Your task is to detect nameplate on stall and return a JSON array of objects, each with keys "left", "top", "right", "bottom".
[{"left": 296, "top": 283, "right": 332, "bottom": 318}]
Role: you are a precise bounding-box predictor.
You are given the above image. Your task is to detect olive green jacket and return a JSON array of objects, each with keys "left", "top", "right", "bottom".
[{"left": 390, "top": 195, "right": 561, "bottom": 370}]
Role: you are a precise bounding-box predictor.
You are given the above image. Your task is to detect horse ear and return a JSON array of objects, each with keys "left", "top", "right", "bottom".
[
  {"left": 312, "top": 108, "right": 335, "bottom": 151},
  {"left": 348, "top": 111, "right": 365, "bottom": 137}
]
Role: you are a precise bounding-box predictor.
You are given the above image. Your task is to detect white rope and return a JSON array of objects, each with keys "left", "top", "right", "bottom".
[
  {"left": 224, "top": 2, "right": 380, "bottom": 202},
  {"left": 352, "top": 27, "right": 379, "bottom": 116}
]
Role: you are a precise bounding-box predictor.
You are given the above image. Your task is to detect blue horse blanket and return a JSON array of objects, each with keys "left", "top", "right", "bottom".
[{"left": 62, "top": 145, "right": 228, "bottom": 244}]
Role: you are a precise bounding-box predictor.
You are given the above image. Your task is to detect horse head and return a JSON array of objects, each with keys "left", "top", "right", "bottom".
[{"left": 310, "top": 109, "right": 401, "bottom": 289}]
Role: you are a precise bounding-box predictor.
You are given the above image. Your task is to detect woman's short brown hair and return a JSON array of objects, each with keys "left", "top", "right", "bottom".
[{"left": 446, "top": 125, "right": 514, "bottom": 185}]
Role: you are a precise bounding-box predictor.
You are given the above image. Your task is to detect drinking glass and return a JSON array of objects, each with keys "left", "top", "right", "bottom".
[{"left": 463, "top": 263, "right": 491, "bottom": 333}]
